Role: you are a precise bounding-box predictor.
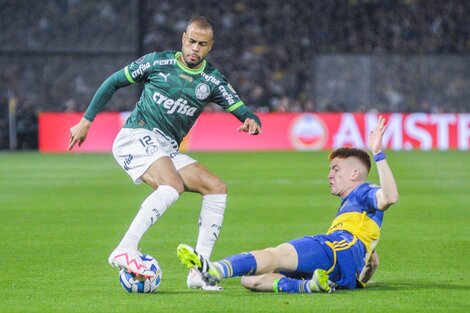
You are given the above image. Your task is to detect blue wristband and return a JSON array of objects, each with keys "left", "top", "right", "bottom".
[{"left": 373, "top": 151, "right": 386, "bottom": 162}]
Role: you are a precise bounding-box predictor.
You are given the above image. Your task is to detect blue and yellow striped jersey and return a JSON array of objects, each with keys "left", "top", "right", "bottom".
[{"left": 326, "top": 183, "right": 383, "bottom": 254}]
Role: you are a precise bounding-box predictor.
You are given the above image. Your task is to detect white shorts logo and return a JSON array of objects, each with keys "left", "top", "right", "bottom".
[
  {"left": 195, "top": 83, "right": 210, "bottom": 100},
  {"left": 113, "top": 128, "right": 197, "bottom": 184},
  {"left": 146, "top": 145, "right": 158, "bottom": 155}
]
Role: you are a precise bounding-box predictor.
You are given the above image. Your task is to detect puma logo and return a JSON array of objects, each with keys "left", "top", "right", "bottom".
[{"left": 159, "top": 72, "right": 170, "bottom": 82}]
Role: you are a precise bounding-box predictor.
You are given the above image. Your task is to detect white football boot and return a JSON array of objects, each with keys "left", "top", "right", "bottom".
[
  {"left": 108, "top": 247, "right": 156, "bottom": 279},
  {"left": 177, "top": 244, "right": 222, "bottom": 291},
  {"left": 186, "top": 268, "right": 223, "bottom": 291}
]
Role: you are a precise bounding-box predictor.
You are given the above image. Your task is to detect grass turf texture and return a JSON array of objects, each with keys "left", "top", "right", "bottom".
[{"left": 0, "top": 151, "right": 469, "bottom": 313}]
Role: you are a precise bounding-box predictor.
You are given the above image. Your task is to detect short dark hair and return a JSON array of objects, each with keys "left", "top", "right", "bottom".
[
  {"left": 187, "top": 16, "right": 213, "bottom": 31},
  {"left": 328, "top": 147, "right": 371, "bottom": 173}
]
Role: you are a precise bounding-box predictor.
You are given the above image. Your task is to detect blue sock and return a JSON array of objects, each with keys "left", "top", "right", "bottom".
[
  {"left": 214, "top": 252, "right": 257, "bottom": 278},
  {"left": 275, "top": 277, "right": 310, "bottom": 293}
]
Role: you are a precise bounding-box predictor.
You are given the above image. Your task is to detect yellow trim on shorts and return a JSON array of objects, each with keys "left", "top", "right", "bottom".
[{"left": 324, "top": 235, "right": 359, "bottom": 274}]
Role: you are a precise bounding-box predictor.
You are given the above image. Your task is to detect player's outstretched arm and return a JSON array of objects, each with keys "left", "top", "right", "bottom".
[
  {"left": 369, "top": 116, "right": 399, "bottom": 211},
  {"left": 68, "top": 70, "right": 131, "bottom": 151},
  {"left": 237, "top": 117, "right": 262, "bottom": 135},
  {"left": 68, "top": 117, "right": 92, "bottom": 151}
]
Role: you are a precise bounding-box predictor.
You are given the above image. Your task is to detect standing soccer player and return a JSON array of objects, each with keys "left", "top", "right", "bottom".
[
  {"left": 68, "top": 17, "right": 262, "bottom": 289},
  {"left": 178, "top": 116, "right": 398, "bottom": 293}
]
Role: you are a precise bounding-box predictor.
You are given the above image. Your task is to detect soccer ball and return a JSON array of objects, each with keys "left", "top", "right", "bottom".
[{"left": 119, "top": 254, "right": 162, "bottom": 293}]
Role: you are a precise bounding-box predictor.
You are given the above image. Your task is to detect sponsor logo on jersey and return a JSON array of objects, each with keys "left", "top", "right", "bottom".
[
  {"left": 152, "top": 92, "right": 197, "bottom": 116},
  {"left": 195, "top": 83, "right": 210, "bottom": 100},
  {"left": 131, "top": 62, "right": 151, "bottom": 79},
  {"left": 201, "top": 72, "right": 221, "bottom": 85},
  {"left": 179, "top": 73, "right": 193, "bottom": 82},
  {"left": 153, "top": 59, "right": 176, "bottom": 66},
  {"left": 218, "top": 85, "right": 235, "bottom": 105},
  {"left": 289, "top": 113, "right": 328, "bottom": 150},
  {"left": 158, "top": 72, "right": 170, "bottom": 82}
]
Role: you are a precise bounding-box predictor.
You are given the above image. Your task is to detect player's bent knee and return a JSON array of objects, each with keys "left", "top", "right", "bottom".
[
  {"left": 168, "top": 181, "right": 185, "bottom": 194},
  {"left": 143, "top": 175, "right": 184, "bottom": 194},
  {"left": 205, "top": 177, "right": 227, "bottom": 194},
  {"left": 255, "top": 247, "right": 280, "bottom": 269},
  {"left": 165, "top": 175, "right": 185, "bottom": 193},
  {"left": 214, "top": 179, "right": 227, "bottom": 194},
  {"left": 262, "top": 247, "right": 279, "bottom": 258}
]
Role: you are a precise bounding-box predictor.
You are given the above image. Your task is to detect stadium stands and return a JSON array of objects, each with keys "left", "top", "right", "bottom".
[{"left": 1, "top": 0, "right": 469, "bottom": 149}]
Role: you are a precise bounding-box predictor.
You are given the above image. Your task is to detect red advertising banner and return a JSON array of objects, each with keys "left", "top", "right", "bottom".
[
  {"left": 38, "top": 112, "right": 122, "bottom": 152},
  {"left": 39, "top": 112, "right": 470, "bottom": 152}
]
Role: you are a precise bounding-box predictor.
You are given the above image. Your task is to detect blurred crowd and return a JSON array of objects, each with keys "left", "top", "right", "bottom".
[
  {"left": 143, "top": 0, "right": 470, "bottom": 113},
  {"left": 1, "top": 0, "right": 470, "bottom": 149}
]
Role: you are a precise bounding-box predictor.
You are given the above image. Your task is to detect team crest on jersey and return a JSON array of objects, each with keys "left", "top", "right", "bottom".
[{"left": 195, "top": 83, "right": 210, "bottom": 100}]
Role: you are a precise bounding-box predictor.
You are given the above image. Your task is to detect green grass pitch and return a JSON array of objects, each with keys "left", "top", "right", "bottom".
[{"left": 0, "top": 151, "right": 469, "bottom": 312}]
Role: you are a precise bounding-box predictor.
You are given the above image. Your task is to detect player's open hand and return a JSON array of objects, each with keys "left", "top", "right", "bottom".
[
  {"left": 237, "top": 118, "right": 262, "bottom": 135},
  {"left": 368, "top": 115, "right": 386, "bottom": 154},
  {"left": 68, "top": 118, "right": 92, "bottom": 151}
]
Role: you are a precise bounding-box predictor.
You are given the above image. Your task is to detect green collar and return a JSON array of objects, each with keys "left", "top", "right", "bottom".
[{"left": 175, "top": 51, "right": 206, "bottom": 75}]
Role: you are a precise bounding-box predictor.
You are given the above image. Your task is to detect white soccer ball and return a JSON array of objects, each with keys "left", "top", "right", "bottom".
[{"left": 119, "top": 254, "right": 162, "bottom": 293}]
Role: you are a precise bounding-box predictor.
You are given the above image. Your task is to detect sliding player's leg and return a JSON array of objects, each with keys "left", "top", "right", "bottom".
[
  {"left": 240, "top": 269, "right": 331, "bottom": 293},
  {"left": 177, "top": 242, "right": 298, "bottom": 285}
]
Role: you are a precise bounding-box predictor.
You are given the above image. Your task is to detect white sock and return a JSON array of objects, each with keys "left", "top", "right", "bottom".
[
  {"left": 117, "top": 185, "right": 179, "bottom": 250},
  {"left": 195, "top": 194, "right": 227, "bottom": 259}
]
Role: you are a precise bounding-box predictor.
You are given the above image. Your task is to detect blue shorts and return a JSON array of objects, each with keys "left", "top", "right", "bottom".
[{"left": 287, "top": 231, "right": 366, "bottom": 289}]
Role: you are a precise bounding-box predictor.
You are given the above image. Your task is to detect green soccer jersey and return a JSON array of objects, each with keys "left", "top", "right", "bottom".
[{"left": 84, "top": 50, "right": 260, "bottom": 146}]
